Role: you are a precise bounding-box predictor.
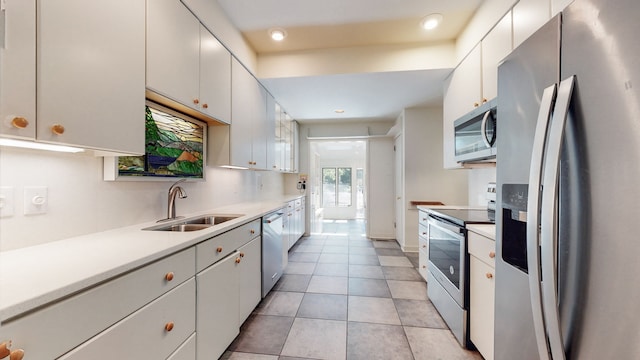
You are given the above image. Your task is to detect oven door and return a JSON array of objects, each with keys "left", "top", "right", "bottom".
[{"left": 427, "top": 215, "right": 466, "bottom": 307}]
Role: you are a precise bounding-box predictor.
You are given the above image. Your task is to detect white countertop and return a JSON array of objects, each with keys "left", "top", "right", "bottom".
[
  {"left": 0, "top": 195, "right": 303, "bottom": 323},
  {"left": 416, "top": 205, "right": 487, "bottom": 211},
  {"left": 466, "top": 224, "right": 496, "bottom": 240}
]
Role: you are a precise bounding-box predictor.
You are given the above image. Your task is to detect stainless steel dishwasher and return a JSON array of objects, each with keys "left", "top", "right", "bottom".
[{"left": 262, "top": 210, "right": 284, "bottom": 297}]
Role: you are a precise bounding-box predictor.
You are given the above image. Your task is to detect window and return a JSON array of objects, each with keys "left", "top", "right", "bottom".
[{"left": 322, "top": 167, "right": 352, "bottom": 207}]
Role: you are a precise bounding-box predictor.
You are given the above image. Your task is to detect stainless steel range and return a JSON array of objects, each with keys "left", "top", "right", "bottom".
[{"left": 425, "top": 208, "right": 494, "bottom": 348}]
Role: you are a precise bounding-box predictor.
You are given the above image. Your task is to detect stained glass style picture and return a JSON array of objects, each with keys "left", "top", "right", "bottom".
[{"left": 117, "top": 104, "right": 206, "bottom": 179}]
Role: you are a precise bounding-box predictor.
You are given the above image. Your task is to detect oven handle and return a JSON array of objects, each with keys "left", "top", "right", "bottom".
[
  {"left": 526, "top": 83, "right": 557, "bottom": 360},
  {"left": 540, "top": 76, "right": 574, "bottom": 360},
  {"left": 427, "top": 215, "right": 463, "bottom": 237}
]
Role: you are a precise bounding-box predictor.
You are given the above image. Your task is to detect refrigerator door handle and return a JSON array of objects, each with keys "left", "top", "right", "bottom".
[
  {"left": 541, "top": 75, "right": 576, "bottom": 360},
  {"left": 526, "top": 84, "right": 557, "bottom": 360}
]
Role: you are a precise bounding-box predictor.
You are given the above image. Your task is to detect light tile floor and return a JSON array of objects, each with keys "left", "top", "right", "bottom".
[{"left": 222, "top": 220, "right": 483, "bottom": 360}]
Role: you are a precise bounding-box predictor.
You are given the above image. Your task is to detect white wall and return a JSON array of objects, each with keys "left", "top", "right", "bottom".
[
  {"left": 0, "top": 147, "right": 283, "bottom": 251},
  {"left": 468, "top": 167, "right": 497, "bottom": 206},
  {"left": 367, "top": 138, "right": 395, "bottom": 239}
]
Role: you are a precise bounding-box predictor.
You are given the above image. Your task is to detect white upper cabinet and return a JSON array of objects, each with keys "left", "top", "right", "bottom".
[
  {"left": 229, "top": 58, "right": 257, "bottom": 168},
  {"left": 552, "top": 0, "right": 574, "bottom": 15},
  {"left": 251, "top": 84, "right": 268, "bottom": 170},
  {"left": 482, "top": 12, "right": 513, "bottom": 102},
  {"left": 199, "top": 27, "right": 231, "bottom": 124},
  {"left": 513, "top": 0, "right": 551, "bottom": 48},
  {"left": 146, "top": 0, "right": 200, "bottom": 110},
  {"left": 37, "top": 0, "right": 145, "bottom": 154},
  {"left": 0, "top": 0, "right": 145, "bottom": 154},
  {"left": 266, "top": 93, "right": 277, "bottom": 171},
  {"left": 442, "top": 44, "right": 481, "bottom": 168},
  {"left": 0, "top": 0, "right": 36, "bottom": 140}
]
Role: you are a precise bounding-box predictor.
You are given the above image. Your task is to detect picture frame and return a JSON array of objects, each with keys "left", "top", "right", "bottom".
[{"left": 104, "top": 100, "right": 207, "bottom": 181}]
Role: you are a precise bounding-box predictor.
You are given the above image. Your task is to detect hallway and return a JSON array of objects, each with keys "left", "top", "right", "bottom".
[{"left": 222, "top": 220, "right": 482, "bottom": 359}]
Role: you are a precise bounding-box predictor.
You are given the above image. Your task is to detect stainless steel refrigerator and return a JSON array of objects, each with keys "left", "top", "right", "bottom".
[{"left": 495, "top": 0, "right": 640, "bottom": 359}]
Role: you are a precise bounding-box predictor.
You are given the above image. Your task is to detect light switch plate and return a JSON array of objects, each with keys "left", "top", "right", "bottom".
[
  {"left": 24, "top": 186, "right": 48, "bottom": 215},
  {"left": 0, "top": 186, "right": 15, "bottom": 217}
]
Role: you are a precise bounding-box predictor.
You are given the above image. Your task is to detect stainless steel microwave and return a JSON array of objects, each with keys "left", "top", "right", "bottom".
[{"left": 453, "top": 98, "right": 497, "bottom": 163}]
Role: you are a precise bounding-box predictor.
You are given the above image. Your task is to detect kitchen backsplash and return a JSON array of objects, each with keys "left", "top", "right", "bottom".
[
  {"left": 468, "top": 167, "right": 497, "bottom": 207},
  {"left": 0, "top": 147, "right": 284, "bottom": 251}
]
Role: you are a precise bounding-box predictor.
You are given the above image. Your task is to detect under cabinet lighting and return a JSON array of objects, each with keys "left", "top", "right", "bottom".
[
  {"left": 0, "top": 138, "right": 85, "bottom": 153},
  {"left": 221, "top": 165, "right": 249, "bottom": 170}
]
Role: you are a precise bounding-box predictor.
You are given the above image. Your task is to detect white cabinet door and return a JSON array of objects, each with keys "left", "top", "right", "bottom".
[
  {"left": 0, "top": 0, "right": 36, "bottom": 140},
  {"left": 470, "top": 256, "right": 495, "bottom": 360},
  {"left": 196, "top": 252, "right": 240, "bottom": 360},
  {"left": 199, "top": 26, "right": 231, "bottom": 123},
  {"left": 513, "top": 0, "right": 551, "bottom": 48},
  {"left": 238, "top": 236, "right": 262, "bottom": 323},
  {"left": 274, "top": 102, "right": 283, "bottom": 171},
  {"left": 482, "top": 11, "right": 513, "bottom": 102},
  {"left": 251, "top": 84, "right": 268, "bottom": 170},
  {"left": 266, "top": 93, "right": 277, "bottom": 171},
  {"left": 147, "top": 0, "right": 200, "bottom": 111},
  {"left": 37, "top": 0, "right": 145, "bottom": 154},
  {"left": 230, "top": 58, "right": 255, "bottom": 168},
  {"left": 442, "top": 44, "right": 481, "bottom": 168},
  {"left": 167, "top": 333, "right": 196, "bottom": 360},
  {"left": 552, "top": 0, "right": 574, "bottom": 15}
]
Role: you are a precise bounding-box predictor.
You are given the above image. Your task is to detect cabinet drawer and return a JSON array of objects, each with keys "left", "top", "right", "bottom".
[
  {"left": 470, "top": 256, "right": 495, "bottom": 360},
  {"left": 418, "top": 211, "right": 430, "bottom": 227},
  {"left": 60, "top": 278, "right": 196, "bottom": 360},
  {"left": 294, "top": 198, "right": 302, "bottom": 207},
  {"left": 167, "top": 333, "right": 196, "bottom": 360},
  {"left": 0, "top": 248, "right": 195, "bottom": 360},
  {"left": 196, "top": 219, "right": 261, "bottom": 272},
  {"left": 418, "top": 233, "right": 428, "bottom": 252},
  {"left": 418, "top": 248, "right": 429, "bottom": 282},
  {"left": 468, "top": 231, "right": 496, "bottom": 267},
  {"left": 418, "top": 223, "right": 428, "bottom": 241}
]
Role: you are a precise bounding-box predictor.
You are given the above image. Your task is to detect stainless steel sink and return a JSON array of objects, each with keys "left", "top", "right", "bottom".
[
  {"left": 184, "top": 215, "right": 241, "bottom": 225},
  {"left": 143, "top": 214, "right": 243, "bottom": 232}
]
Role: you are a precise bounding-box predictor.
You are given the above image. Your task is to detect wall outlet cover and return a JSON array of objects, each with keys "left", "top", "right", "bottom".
[{"left": 24, "top": 186, "right": 48, "bottom": 215}]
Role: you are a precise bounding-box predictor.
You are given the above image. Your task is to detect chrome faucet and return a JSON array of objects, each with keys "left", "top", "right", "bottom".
[{"left": 166, "top": 179, "right": 187, "bottom": 221}]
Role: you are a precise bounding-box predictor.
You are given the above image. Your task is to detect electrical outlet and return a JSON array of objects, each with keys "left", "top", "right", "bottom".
[
  {"left": 0, "top": 186, "right": 15, "bottom": 217},
  {"left": 24, "top": 186, "right": 48, "bottom": 215}
]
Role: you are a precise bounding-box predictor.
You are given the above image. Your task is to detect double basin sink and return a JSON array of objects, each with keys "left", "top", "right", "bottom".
[{"left": 143, "top": 214, "right": 243, "bottom": 232}]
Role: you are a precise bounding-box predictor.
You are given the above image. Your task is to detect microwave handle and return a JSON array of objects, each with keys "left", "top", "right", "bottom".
[{"left": 480, "top": 110, "right": 492, "bottom": 148}]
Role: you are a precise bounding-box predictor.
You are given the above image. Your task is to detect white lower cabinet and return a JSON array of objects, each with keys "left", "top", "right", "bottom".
[
  {"left": 238, "top": 237, "right": 262, "bottom": 323},
  {"left": 468, "top": 229, "right": 496, "bottom": 360},
  {"left": 196, "top": 251, "right": 241, "bottom": 360},
  {"left": 167, "top": 333, "right": 197, "bottom": 360},
  {"left": 418, "top": 211, "right": 429, "bottom": 281},
  {"left": 60, "top": 279, "right": 196, "bottom": 359}
]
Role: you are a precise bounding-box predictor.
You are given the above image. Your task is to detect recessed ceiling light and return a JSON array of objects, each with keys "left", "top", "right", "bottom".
[
  {"left": 421, "top": 13, "right": 443, "bottom": 30},
  {"left": 334, "top": 109, "right": 345, "bottom": 114},
  {"left": 269, "top": 28, "right": 287, "bottom": 41}
]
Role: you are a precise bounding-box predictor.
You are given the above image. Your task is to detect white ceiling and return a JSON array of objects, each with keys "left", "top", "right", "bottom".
[{"left": 216, "top": 0, "right": 483, "bottom": 122}]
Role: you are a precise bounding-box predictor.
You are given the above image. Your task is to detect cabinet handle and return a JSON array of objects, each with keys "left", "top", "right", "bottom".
[
  {"left": 9, "top": 350, "right": 24, "bottom": 360},
  {"left": 202, "top": 103, "right": 208, "bottom": 109},
  {"left": 486, "top": 272, "right": 493, "bottom": 279},
  {"left": 474, "top": 102, "right": 479, "bottom": 108},
  {"left": 422, "top": 265, "right": 426, "bottom": 269},
  {"left": 422, "top": 244, "right": 426, "bottom": 248},
  {"left": 421, "top": 232, "right": 427, "bottom": 236},
  {"left": 250, "top": 229, "right": 255, "bottom": 235},
  {"left": 9, "top": 117, "right": 29, "bottom": 129},
  {"left": 482, "top": 98, "right": 488, "bottom": 104},
  {"left": 216, "top": 247, "right": 223, "bottom": 253},
  {"left": 489, "top": 251, "right": 496, "bottom": 259},
  {"left": 193, "top": 99, "right": 199, "bottom": 105},
  {"left": 51, "top": 124, "right": 65, "bottom": 135},
  {"left": 165, "top": 322, "right": 174, "bottom": 332},
  {"left": 239, "top": 252, "right": 245, "bottom": 258},
  {"left": 165, "top": 272, "right": 174, "bottom": 282},
  {"left": 0, "top": 341, "right": 10, "bottom": 358},
  {"left": 235, "top": 257, "right": 241, "bottom": 264}
]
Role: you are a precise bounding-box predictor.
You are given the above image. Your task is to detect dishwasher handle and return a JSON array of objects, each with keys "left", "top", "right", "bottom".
[{"left": 265, "top": 212, "right": 284, "bottom": 223}]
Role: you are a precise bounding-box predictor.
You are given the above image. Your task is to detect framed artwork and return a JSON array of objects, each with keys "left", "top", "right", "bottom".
[{"left": 104, "top": 101, "right": 207, "bottom": 181}]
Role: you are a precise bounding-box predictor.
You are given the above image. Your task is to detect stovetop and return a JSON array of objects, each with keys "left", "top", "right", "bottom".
[{"left": 426, "top": 208, "right": 495, "bottom": 227}]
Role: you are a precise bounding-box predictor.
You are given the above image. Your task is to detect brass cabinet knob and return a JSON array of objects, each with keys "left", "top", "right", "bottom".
[
  {"left": 165, "top": 272, "right": 174, "bottom": 282},
  {"left": 9, "top": 350, "right": 24, "bottom": 360},
  {"left": 250, "top": 229, "right": 255, "bottom": 235},
  {"left": 0, "top": 341, "right": 10, "bottom": 358},
  {"left": 235, "top": 257, "right": 241, "bottom": 264},
  {"left": 239, "top": 252, "right": 245, "bottom": 258},
  {"left": 422, "top": 265, "right": 426, "bottom": 269},
  {"left": 216, "top": 247, "right": 223, "bottom": 253},
  {"left": 486, "top": 273, "right": 493, "bottom": 279},
  {"left": 474, "top": 102, "right": 479, "bottom": 108},
  {"left": 193, "top": 99, "right": 199, "bottom": 105},
  {"left": 421, "top": 232, "right": 427, "bottom": 236},
  {"left": 10, "top": 117, "right": 29, "bottom": 129},
  {"left": 489, "top": 251, "right": 496, "bottom": 259},
  {"left": 202, "top": 103, "right": 208, "bottom": 109},
  {"left": 422, "top": 244, "right": 426, "bottom": 248},
  {"left": 51, "top": 124, "right": 65, "bottom": 135},
  {"left": 165, "top": 322, "right": 174, "bottom": 332}
]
